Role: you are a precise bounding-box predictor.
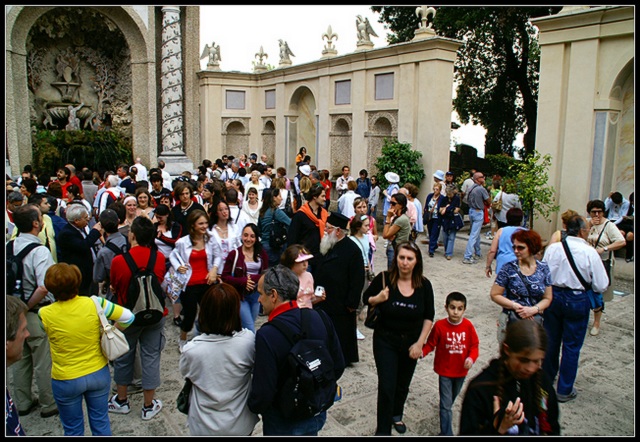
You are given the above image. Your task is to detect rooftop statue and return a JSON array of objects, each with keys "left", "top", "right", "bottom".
[
  {"left": 278, "top": 40, "right": 295, "bottom": 64},
  {"left": 356, "top": 15, "right": 378, "bottom": 44},
  {"left": 200, "top": 42, "right": 221, "bottom": 67}
]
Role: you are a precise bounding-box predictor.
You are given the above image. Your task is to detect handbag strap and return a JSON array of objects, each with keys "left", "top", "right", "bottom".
[
  {"left": 560, "top": 239, "right": 591, "bottom": 291},
  {"left": 592, "top": 220, "right": 613, "bottom": 260},
  {"left": 91, "top": 295, "right": 110, "bottom": 329}
]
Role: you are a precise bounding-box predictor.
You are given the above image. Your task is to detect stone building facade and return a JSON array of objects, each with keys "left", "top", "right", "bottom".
[{"left": 533, "top": 6, "right": 634, "bottom": 239}]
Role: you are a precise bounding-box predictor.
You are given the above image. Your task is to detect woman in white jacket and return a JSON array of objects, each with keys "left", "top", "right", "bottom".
[
  {"left": 208, "top": 200, "right": 242, "bottom": 281},
  {"left": 170, "top": 209, "right": 217, "bottom": 352},
  {"left": 179, "top": 283, "right": 258, "bottom": 435}
]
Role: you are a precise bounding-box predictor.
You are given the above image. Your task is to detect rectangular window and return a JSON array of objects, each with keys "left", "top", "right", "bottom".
[
  {"left": 265, "top": 89, "right": 276, "bottom": 109},
  {"left": 335, "top": 80, "right": 351, "bottom": 105},
  {"left": 375, "top": 73, "right": 394, "bottom": 100},
  {"left": 226, "top": 90, "right": 246, "bottom": 109}
]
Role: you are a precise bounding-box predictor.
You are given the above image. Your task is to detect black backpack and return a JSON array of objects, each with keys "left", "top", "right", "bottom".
[
  {"left": 269, "top": 219, "right": 288, "bottom": 249},
  {"left": 266, "top": 308, "right": 339, "bottom": 420},
  {"left": 6, "top": 241, "right": 44, "bottom": 301},
  {"left": 122, "top": 251, "right": 165, "bottom": 326}
]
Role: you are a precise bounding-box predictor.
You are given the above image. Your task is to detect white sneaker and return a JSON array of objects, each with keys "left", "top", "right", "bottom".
[
  {"left": 141, "top": 399, "right": 163, "bottom": 420},
  {"left": 108, "top": 394, "right": 131, "bottom": 414},
  {"left": 356, "top": 329, "right": 365, "bottom": 340}
]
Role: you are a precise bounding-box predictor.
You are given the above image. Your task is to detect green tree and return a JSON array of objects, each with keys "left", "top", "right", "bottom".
[
  {"left": 372, "top": 6, "right": 562, "bottom": 158},
  {"left": 511, "top": 153, "right": 559, "bottom": 229},
  {"left": 374, "top": 138, "right": 425, "bottom": 189}
]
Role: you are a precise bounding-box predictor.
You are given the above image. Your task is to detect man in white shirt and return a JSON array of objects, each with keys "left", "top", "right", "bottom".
[
  {"left": 158, "top": 160, "right": 172, "bottom": 190},
  {"left": 335, "top": 165, "right": 355, "bottom": 198},
  {"left": 542, "top": 214, "right": 609, "bottom": 403},
  {"left": 337, "top": 180, "right": 359, "bottom": 219},
  {"left": 134, "top": 157, "right": 148, "bottom": 182},
  {"left": 604, "top": 191, "right": 630, "bottom": 225}
]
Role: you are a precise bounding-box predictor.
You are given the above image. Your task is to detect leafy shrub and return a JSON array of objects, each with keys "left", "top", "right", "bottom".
[
  {"left": 374, "top": 138, "right": 426, "bottom": 189},
  {"left": 32, "top": 129, "right": 133, "bottom": 175}
]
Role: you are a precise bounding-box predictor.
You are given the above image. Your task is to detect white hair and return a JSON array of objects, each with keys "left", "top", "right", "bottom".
[{"left": 65, "top": 202, "right": 89, "bottom": 222}]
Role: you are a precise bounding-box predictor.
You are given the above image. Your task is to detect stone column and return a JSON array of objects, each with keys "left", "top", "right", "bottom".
[{"left": 159, "top": 5, "right": 193, "bottom": 175}]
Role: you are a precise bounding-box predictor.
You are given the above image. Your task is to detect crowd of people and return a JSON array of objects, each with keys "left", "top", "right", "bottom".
[{"left": 5, "top": 154, "right": 634, "bottom": 436}]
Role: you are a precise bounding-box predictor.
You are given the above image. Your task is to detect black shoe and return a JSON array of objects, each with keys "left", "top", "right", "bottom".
[
  {"left": 18, "top": 399, "right": 39, "bottom": 416},
  {"left": 429, "top": 253, "right": 434, "bottom": 258},
  {"left": 393, "top": 421, "right": 407, "bottom": 434},
  {"left": 173, "top": 316, "right": 183, "bottom": 327},
  {"left": 626, "top": 256, "right": 634, "bottom": 263},
  {"left": 40, "top": 408, "right": 59, "bottom": 418}
]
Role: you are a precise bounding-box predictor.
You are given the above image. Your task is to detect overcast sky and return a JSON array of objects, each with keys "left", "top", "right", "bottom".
[{"left": 199, "top": 5, "right": 488, "bottom": 155}]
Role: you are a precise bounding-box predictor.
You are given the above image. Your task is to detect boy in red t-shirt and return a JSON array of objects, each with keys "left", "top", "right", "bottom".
[{"left": 422, "top": 291, "right": 479, "bottom": 436}]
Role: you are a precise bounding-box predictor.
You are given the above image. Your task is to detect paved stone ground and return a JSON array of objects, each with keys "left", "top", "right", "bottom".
[{"left": 18, "top": 226, "right": 635, "bottom": 436}]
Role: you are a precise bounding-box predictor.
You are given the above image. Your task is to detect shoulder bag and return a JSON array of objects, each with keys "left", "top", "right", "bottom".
[
  {"left": 162, "top": 253, "right": 189, "bottom": 303},
  {"left": 592, "top": 221, "right": 612, "bottom": 285},
  {"left": 364, "top": 271, "right": 386, "bottom": 329},
  {"left": 560, "top": 239, "right": 604, "bottom": 312},
  {"left": 506, "top": 272, "right": 544, "bottom": 326},
  {"left": 91, "top": 296, "right": 130, "bottom": 361},
  {"left": 491, "top": 191, "right": 503, "bottom": 211},
  {"left": 176, "top": 378, "right": 193, "bottom": 415}
]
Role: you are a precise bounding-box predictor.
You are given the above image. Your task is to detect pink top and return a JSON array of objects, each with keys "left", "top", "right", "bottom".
[{"left": 297, "top": 271, "right": 315, "bottom": 309}]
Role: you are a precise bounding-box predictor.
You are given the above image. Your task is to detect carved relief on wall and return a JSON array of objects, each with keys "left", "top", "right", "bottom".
[
  {"left": 261, "top": 118, "right": 276, "bottom": 163},
  {"left": 222, "top": 118, "right": 250, "bottom": 158},
  {"left": 26, "top": 7, "right": 132, "bottom": 138},
  {"left": 365, "top": 111, "right": 398, "bottom": 173},
  {"left": 330, "top": 114, "right": 352, "bottom": 177}
]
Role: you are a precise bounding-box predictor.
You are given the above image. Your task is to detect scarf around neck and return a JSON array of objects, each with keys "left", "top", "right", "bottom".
[{"left": 299, "top": 202, "right": 328, "bottom": 238}]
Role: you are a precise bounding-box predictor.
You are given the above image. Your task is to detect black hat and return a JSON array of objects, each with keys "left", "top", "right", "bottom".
[
  {"left": 327, "top": 212, "right": 350, "bottom": 230},
  {"left": 446, "top": 171, "right": 454, "bottom": 176}
]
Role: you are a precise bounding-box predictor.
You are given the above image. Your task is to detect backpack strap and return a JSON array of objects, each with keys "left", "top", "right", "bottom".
[
  {"left": 105, "top": 242, "right": 126, "bottom": 255},
  {"left": 14, "top": 242, "right": 44, "bottom": 261},
  {"left": 122, "top": 251, "right": 139, "bottom": 274}
]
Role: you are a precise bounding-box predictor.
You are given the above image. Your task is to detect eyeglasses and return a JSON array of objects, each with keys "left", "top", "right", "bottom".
[
  {"left": 590, "top": 210, "right": 603, "bottom": 215},
  {"left": 477, "top": 175, "right": 485, "bottom": 179},
  {"left": 512, "top": 245, "right": 527, "bottom": 251}
]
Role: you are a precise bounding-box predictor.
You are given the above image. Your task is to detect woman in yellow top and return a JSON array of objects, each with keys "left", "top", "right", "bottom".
[
  {"left": 39, "top": 263, "right": 135, "bottom": 436},
  {"left": 295, "top": 146, "right": 307, "bottom": 165}
]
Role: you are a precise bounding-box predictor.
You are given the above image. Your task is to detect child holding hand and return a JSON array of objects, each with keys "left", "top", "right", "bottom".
[{"left": 422, "top": 291, "right": 479, "bottom": 436}]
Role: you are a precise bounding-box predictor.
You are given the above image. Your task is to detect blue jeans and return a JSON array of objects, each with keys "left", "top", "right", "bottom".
[
  {"left": 240, "top": 290, "right": 260, "bottom": 332},
  {"left": 442, "top": 228, "right": 457, "bottom": 257},
  {"left": 386, "top": 243, "right": 395, "bottom": 270},
  {"left": 542, "top": 287, "right": 591, "bottom": 396},
  {"left": 51, "top": 364, "right": 111, "bottom": 436},
  {"left": 427, "top": 219, "right": 441, "bottom": 254},
  {"left": 261, "top": 407, "right": 327, "bottom": 435},
  {"left": 438, "top": 375, "right": 465, "bottom": 436},
  {"left": 464, "top": 208, "right": 484, "bottom": 259},
  {"left": 262, "top": 242, "right": 283, "bottom": 269}
]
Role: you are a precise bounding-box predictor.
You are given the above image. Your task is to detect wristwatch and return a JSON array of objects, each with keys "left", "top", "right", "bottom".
[
  {"left": 535, "top": 305, "right": 541, "bottom": 313},
  {"left": 603, "top": 246, "right": 609, "bottom": 252}
]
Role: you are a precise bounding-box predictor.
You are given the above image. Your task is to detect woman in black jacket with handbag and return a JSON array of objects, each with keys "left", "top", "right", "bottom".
[{"left": 362, "top": 242, "right": 434, "bottom": 436}]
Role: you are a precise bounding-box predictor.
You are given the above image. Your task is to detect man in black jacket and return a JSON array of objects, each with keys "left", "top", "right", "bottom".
[
  {"left": 313, "top": 212, "right": 365, "bottom": 365},
  {"left": 249, "top": 265, "right": 345, "bottom": 435},
  {"left": 57, "top": 203, "right": 103, "bottom": 296}
]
